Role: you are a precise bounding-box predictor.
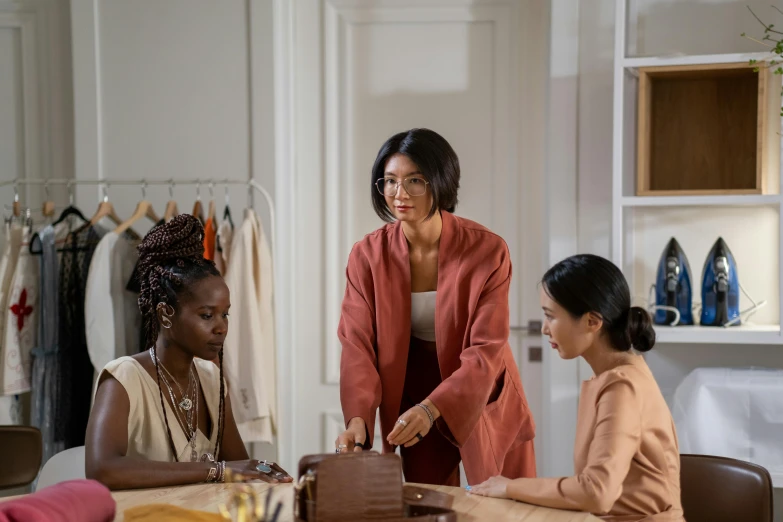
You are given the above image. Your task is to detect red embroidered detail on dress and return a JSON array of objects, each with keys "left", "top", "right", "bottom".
[{"left": 9, "top": 289, "right": 33, "bottom": 331}]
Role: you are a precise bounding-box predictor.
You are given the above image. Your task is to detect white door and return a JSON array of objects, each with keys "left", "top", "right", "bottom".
[{"left": 275, "top": 0, "right": 551, "bottom": 474}]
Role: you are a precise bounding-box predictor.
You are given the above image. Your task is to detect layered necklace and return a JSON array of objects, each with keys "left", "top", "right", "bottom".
[{"left": 150, "top": 346, "right": 200, "bottom": 462}]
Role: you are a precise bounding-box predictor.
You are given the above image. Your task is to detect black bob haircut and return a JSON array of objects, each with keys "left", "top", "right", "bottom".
[{"left": 371, "top": 128, "right": 460, "bottom": 222}]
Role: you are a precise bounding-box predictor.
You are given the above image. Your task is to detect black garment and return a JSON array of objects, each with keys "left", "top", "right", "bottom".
[
  {"left": 126, "top": 218, "right": 165, "bottom": 352},
  {"left": 56, "top": 221, "right": 106, "bottom": 449}
]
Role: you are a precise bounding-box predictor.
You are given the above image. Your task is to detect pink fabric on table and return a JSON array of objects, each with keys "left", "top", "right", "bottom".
[{"left": 0, "top": 479, "right": 115, "bottom": 522}]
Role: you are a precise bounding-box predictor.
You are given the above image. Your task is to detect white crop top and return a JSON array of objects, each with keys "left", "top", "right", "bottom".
[{"left": 411, "top": 291, "right": 437, "bottom": 342}]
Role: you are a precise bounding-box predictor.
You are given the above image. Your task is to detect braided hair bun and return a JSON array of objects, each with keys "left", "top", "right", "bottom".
[{"left": 137, "top": 214, "right": 215, "bottom": 343}]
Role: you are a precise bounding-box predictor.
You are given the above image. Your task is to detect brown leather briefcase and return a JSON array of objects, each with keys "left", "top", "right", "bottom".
[{"left": 293, "top": 451, "right": 457, "bottom": 522}]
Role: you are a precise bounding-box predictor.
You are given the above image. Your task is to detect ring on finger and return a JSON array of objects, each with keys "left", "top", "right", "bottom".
[
  {"left": 415, "top": 433, "right": 423, "bottom": 441},
  {"left": 396, "top": 419, "right": 408, "bottom": 427},
  {"left": 256, "top": 460, "right": 272, "bottom": 473}
]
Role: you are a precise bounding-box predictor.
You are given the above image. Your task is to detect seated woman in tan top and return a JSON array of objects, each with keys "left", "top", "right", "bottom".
[
  {"left": 85, "top": 215, "right": 292, "bottom": 490},
  {"left": 471, "top": 254, "right": 684, "bottom": 522}
]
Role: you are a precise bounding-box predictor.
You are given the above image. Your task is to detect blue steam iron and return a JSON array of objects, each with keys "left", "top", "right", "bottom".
[
  {"left": 653, "top": 237, "right": 693, "bottom": 326},
  {"left": 700, "top": 237, "right": 741, "bottom": 327}
]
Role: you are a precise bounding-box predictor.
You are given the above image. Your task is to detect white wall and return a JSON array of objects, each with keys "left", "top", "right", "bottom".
[
  {"left": 0, "top": 0, "right": 74, "bottom": 209},
  {"left": 70, "top": 0, "right": 276, "bottom": 240}
]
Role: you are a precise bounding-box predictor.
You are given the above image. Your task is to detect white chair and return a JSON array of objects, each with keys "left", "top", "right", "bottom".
[{"left": 35, "top": 446, "right": 86, "bottom": 491}]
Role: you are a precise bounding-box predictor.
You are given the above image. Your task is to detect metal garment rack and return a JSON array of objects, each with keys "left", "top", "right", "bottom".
[{"left": 0, "top": 177, "right": 276, "bottom": 267}]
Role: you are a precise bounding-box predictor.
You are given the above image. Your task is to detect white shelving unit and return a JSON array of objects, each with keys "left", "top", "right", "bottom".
[
  {"left": 612, "top": 0, "right": 783, "bottom": 489},
  {"left": 621, "top": 51, "right": 772, "bottom": 69},
  {"left": 611, "top": 0, "right": 783, "bottom": 347}
]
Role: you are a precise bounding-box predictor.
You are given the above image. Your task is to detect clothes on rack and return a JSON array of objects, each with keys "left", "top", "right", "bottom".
[
  {"left": 1, "top": 223, "right": 40, "bottom": 395},
  {"left": 85, "top": 231, "right": 141, "bottom": 373},
  {"left": 0, "top": 177, "right": 279, "bottom": 462},
  {"left": 214, "top": 216, "right": 233, "bottom": 276},
  {"left": 222, "top": 209, "right": 276, "bottom": 443},
  {"left": 57, "top": 219, "right": 106, "bottom": 448},
  {"left": 0, "top": 221, "right": 23, "bottom": 353},
  {"left": 30, "top": 224, "right": 66, "bottom": 465},
  {"left": 203, "top": 216, "right": 216, "bottom": 261},
  {"left": 0, "top": 221, "right": 25, "bottom": 424}
]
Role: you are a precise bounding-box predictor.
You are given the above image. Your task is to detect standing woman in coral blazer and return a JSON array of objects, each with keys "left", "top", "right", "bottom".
[{"left": 336, "top": 128, "right": 536, "bottom": 486}]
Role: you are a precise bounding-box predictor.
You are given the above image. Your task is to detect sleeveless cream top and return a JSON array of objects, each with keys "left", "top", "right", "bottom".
[
  {"left": 100, "top": 356, "right": 225, "bottom": 462},
  {"left": 411, "top": 291, "right": 437, "bottom": 342}
]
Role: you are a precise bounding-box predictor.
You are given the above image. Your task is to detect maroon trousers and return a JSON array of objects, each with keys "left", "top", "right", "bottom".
[
  {"left": 398, "top": 336, "right": 536, "bottom": 486},
  {"left": 398, "top": 337, "right": 462, "bottom": 486}
]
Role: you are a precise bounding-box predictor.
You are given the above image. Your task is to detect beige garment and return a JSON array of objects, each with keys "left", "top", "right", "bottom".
[
  {"left": 223, "top": 209, "right": 275, "bottom": 443},
  {"left": 507, "top": 356, "right": 684, "bottom": 522},
  {"left": 100, "top": 356, "right": 224, "bottom": 462},
  {"left": 214, "top": 219, "right": 233, "bottom": 276}
]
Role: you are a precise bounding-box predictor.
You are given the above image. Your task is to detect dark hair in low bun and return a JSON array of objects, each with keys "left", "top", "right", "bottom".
[
  {"left": 541, "top": 254, "right": 656, "bottom": 353},
  {"left": 627, "top": 306, "right": 655, "bottom": 352}
]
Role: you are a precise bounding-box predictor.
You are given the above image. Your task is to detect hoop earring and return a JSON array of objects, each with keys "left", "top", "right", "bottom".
[
  {"left": 156, "top": 302, "right": 175, "bottom": 317},
  {"left": 157, "top": 302, "right": 174, "bottom": 329}
]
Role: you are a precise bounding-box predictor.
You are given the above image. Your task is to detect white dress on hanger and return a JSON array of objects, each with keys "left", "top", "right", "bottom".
[
  {"left": 222, "top": 209, "right": 276, "bottom": 443},
  {"left": 0, "top": 224, "right": 40, "bottom": 396},
  {"left": 0, "top": 222, "right": 25, "bottom": 424},
  {"left": 85, "top": 232, "right": 142, "bottom": 379},
  {"left": 0, "top": 222, "right": 23, "bottom": 353}
]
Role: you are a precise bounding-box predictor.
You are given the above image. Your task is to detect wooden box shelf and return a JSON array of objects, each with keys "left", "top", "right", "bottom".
[{"left": 636, "top": 62, "right": 781, "bottom": 196}]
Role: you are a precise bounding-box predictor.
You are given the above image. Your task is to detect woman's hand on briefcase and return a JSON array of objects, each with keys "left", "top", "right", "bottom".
[
  {"left": 387, "top": 399, "right": 441, "bottom": 448},
  {"left": 335, "top": 417, "right": 367, "bottom": 453},
  {"left": 225, "top": 459, "right": 294, "bottom": 483}
]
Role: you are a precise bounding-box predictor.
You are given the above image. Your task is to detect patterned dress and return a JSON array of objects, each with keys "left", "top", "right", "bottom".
[{"left": 55, "top": 219, "right": 106, "bottom": 448}]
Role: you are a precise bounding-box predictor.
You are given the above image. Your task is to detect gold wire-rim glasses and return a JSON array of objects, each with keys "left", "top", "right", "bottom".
[{"left": 375, "top": 177, "right": 430, "bottom": 197}]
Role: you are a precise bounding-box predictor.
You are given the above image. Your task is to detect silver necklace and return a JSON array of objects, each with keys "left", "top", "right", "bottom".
[
  {"left": 150, "top": 347, "right": 201, "bottom": 461},
  {"left": 150, "top": 348, "right": 196, "bottom": 411},
  {"left": 157, "top": 360, "right": 200, "bottom": 461}
]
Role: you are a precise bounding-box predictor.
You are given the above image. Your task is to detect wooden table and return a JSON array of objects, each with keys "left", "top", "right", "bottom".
[{"left": 107, "top": 482, "right": 600, "bottom": 521}]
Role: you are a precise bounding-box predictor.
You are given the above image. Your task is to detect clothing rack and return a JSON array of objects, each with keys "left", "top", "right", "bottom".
[{"left": 0, "top": 177, "right": 276, "bottom": 268}]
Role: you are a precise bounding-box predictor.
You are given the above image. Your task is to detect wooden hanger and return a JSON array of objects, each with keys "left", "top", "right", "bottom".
[
  {"left": 164, "top": 179, "right": 179, "bottom": 222},
  {"left": 192, "top": 180, "right": 204, "bottom": 224},
  {"left": 12, "top": 185, "right": 20, "bottom": 218},
  {"left": 114, "top": 181, "right": 160, "bottom": 235},
  {"left": 42, "top": 180, "right": 55, "bottom": 218},
  {"left": 90, "top": 184, "right": 123, "bottom": 226},
  {"left": 207, "top": 199, "right": 216, "bottom": 223}
]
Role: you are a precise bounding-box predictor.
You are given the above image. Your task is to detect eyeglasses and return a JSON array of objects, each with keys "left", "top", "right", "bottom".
[{"left": 375, "top": 177, "right": 430, "bottom": 197}]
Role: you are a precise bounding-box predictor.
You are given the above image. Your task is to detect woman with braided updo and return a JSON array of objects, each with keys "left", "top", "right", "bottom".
[{"left": 85, "top": 214, "right": 292, "bottom": 490}]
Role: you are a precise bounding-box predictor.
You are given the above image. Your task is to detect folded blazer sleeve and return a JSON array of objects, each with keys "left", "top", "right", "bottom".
[
  {"left": 427, "top": 244, "right": 512, "bottom": 446},
  {"left": 338, "top": 245, "right": 382, "bottom": 446}
]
